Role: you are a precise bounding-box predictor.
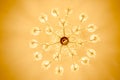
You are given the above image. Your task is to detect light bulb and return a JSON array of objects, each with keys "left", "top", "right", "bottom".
[
  {"left": 51, "top": 8, "right": 59, "bottom": 17},
  {"left": 72, "top": 26, "right": 81, "bottom": 35},
  {"left": 29, "top": 39, "right": 38, "bottom": 48},
  {"left": 87, "top": 24, "right": 97, "bottom": 32},
  {"left": 77, "top": 39, "right": 85, "bottom": 47},
  {"left": 33, "top": 51, "right": 43, "bottom": 61},
  {"left": 39, "top": 14, "right": 48, "bottom": 23},
  {"left": 65, "top": 8, "right": 73, "bottom": 16},
  {"left": 90, "top": 34, "right": 100, "bottom": 43},
  {"left": 55, "top": 66, "right": 64, "bottom": 75},
  {"left": 53, "top": 53, "right": 61, "bottom": 61},
  {"left": 42, "top": 43, "right": 51, "bottom": 51},
  {"left": 80, "top": 56, "right": 90, "bottom": 65},
  {"left": 71, "top": 63, "right": 79, "bottom": 72},
  {"left": 87, "top": 49, "right": 96, "bottom": 58},
  {"left": 31, "top": 27, "right": 41, "bottom": 36},
  {"left": 79, "top": 13, "right": 88, "bottom": 23},
  {"left": 41, "top": 60, "right": 51, "bottom": 70},
  {"left": 45, "top": 26, "right": 53, "bottom": 35},
  {"left": 68, "top": 48, "right": 77, "bottom": 57},
  {"left": 59, "top": 19, "right": 67, "bottom": 27}
]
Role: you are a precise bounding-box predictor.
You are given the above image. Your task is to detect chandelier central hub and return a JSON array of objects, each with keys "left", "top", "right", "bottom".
[{"left": 60, "top": 36, "right": 69, "bottom": 45}]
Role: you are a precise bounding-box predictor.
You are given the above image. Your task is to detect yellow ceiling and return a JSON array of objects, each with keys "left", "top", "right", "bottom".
[{"left": 0, "top": 0, "right": 120, "bottom": 80}]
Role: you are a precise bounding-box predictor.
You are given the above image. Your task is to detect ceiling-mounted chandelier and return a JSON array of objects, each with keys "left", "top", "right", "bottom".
[{"left": 29, "top": 8, "right": 100, "bottom": 76}]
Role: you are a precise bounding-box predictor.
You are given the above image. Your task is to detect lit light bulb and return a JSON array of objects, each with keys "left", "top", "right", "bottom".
[
  {"left": 33, "top": 51, "right": 43, "bottom": 61},
  {"left": 29, "top": 39, "right": 38, "bottom": 48},
  {"left": 87, "top": 24, "right": 97, "bottom": 32},
  {"left": 45, "top": 26, "right": 53, "bottom": 35},
  {"left": 59, "top": 19, "right": 67, "bottom": 27},
  {"left": 68, "top": 48, "right": 77, "bottom": 57},
  {"left": 71, "top": 63, "right": 79, "bottom": 72},
  {"left": 41, "top": 60, "right": 51, "bottom": 70},
  {"left": 90, "top": 34, "right": 100, "bottom": 43},
  {"left": 53, "top": 53, "right": 61, "bottom": 61},
  {"left": 42, "top": 43, "right": 50, "bottom": 51},
  {"left": 39, "top": 14, "right": 48, "bottom": 23},
  {"left": 77, "top": 39, "right": 85, "bottom": 47},
  {"left": 80, "top": 56, "right": 90, "bottom": 65},
  {"left": 65, "top": 8, "right": 73, "bottom": 16},
  {"left": 51, "top": 8, "right": 59, "bottom": 17},
  {"left": 87, "top": 49, "right": 96, "bottom": 58},
  {"left": 55, "top": 66, "right": 64, "bottom": 75},
  {"left": 72, "top": 26, "right": 81, "bottom": 35},
  {"left": 31, "top": 27, "right": 41, "bottom": 36},
  {"left": 79, "top": 13, "right": 88, "bottom": 23}
]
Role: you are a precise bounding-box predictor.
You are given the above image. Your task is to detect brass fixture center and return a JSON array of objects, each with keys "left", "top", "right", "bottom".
[{"left": 60, "top": 36, "right": 69, "bottom": 45}]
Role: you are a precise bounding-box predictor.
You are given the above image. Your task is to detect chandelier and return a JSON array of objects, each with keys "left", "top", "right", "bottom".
[{"left": 29, "top": 8, "right": 100, "bottom": 76}]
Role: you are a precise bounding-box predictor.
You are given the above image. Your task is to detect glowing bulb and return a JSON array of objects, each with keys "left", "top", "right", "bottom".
[
  {"left": 45, "top": 26, "right": 53, "bottom": 35},
  {"left": 71, "top": 63, "right": 79, "bottom": 72},
  {"left": 65, "top": 8, "right": 73, "bottom": 16},
  {"left": 51, "top": 8, "right": 59, "bottom": 17},
  {"left": 55, "top": 66, "right": 64, "bottom": 75},
  {"left": 87, "top": 49, "right": 96, "bottom": 58},
  {"left": 33, "top": 51, "right": 43, "bottom": 61},
  {"left": 31, "top": 27, "right": 41, "bottom": 36},
  {"left": 80, "top": 56, "right": 89, "bottom": 65},
  {"left": 59, "top": 19, "right": 67, "bottom": 27},
  {"left": 79, "top": 13, "right": 88, "bottom": 23},
  {"left": 68, "top": 48, "right": 77, "bottom": 57},
  {"left": 72, "top": 26, "right": 81, "bottom": 34},
  {"left": 41, "top": 60, "right": 51, "bottom": 70},
  {"left": 87, "top": 24, "right": 97, "bottom": 32},
  {"left": 39, "top": 14, "right": 48, "bottom": 23},
  {"left": 53, "top": 53, "right": 61, "bottom": 61},
  {"left": 77, "top": 39, "right": 85, "bottom": 46},
  {"left": 42, "top": 43, "right": 50, "bottom": 51},
  {"left": 90, "top": 34, "right": 99, "bottom": 43},
  {"left": 29, "top": 39, "right": 38, "bottom": 48}
]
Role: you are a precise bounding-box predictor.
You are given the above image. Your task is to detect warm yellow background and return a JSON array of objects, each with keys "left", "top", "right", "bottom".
[{"left": 0, "top": 0, "right": 120, "bottom": 80}]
